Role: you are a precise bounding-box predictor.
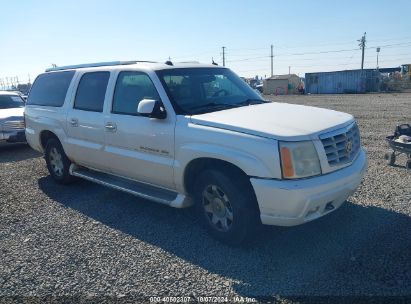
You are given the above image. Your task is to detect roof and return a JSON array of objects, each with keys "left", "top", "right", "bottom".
[
  {"left": 266, "top": 74, "right": 299, "bottom": 80},
  {"left": 44, "top": 61, "right": 223, "bottom": 73}
]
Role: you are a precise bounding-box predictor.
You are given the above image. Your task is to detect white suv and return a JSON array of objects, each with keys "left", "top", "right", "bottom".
[{"left": 25, "top": 61, "right": 367, "bottom": 244}]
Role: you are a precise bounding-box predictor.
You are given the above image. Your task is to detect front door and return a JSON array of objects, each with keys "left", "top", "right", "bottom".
[{"left": 104, "top": 71, "right": 175, "bottom": 189}]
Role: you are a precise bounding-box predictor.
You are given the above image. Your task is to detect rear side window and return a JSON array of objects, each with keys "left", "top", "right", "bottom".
[
  {"left": 74, "top": 72, "right": 110, "bottom": 112},
  {"left": 27, "top": 71, "right": 75, "bottom": 107},
  {"left": 112, "top": 71, "right": 160, "bottom": 115}
]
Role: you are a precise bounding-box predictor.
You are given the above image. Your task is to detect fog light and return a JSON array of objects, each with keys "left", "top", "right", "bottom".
[
  {"left": 325, "top": 202, "right": 335, "bottom": 211},
  {"left": 306, "top": 206, "right": 320, "bottom": 217}
]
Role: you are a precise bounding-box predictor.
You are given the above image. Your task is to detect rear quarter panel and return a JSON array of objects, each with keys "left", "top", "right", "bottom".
[
  {"left": 25, "top": 72, "right": 79, "bottom": 153},
  {"left": 25, "top": 105, "right": 69, "bottom": 153}
]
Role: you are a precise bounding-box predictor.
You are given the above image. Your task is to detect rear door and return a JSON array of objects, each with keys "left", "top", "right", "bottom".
[
  {"left": 65, "top": 71, "right": 111, "bottom": 170},
  {"left": 104, "top": 70, "right": 176, "bottom": 189}
]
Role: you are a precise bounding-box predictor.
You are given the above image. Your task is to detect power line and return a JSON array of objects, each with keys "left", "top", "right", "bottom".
[
  {"left": 227, "top": 48, "right": 360, "bottom": 62},
  {"left": 171, "top": 50, "right": 218, "bottom": 60},
  {"left": 367, "top": 41, "right": 411, "bottom": 49},
  {"left": 227, "top": 46, "right": 268, "bottom": 52},
  {"left": 271, "top": 35, "right": 411, "bottom": 50},
  {"left": 227, "top": 41, "right": 411, "bottom": 64},
  {"left": 233, "top": 53, "right": 411, "bottom": 71},
  {"left": 226, "top": 41, "right": 411, "bottom": 58},
  {"left": 227, "top": 56, "right": 268, "bottom": 63},
  {"left": 157, "top": 34, "right": 411, "bottom": 64},
  {"left": 185, "top": 39, "right": 411, "bottom": 63}
]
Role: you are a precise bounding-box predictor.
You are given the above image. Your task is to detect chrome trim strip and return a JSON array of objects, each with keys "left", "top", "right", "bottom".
[{"left": 319, "top": 122, "right": 356, "bottom": 140}]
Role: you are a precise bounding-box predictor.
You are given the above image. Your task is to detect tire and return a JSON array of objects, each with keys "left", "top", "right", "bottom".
[
  {"left": 406, "top": 159, "right": 411, "bottom": 170},
  {"left": 384, "top": 152, "right": 396, "bottom": 166},
  {"left": 193, "top": 169, "right": 260, "bottom": 245},
  {"left": 45, "top": 138, "right": 75, "bottom": 184}
]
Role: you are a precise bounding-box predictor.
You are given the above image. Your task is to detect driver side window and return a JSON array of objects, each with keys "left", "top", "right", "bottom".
[{"left": 112, "top": 71, "right": 160, "bottom": 116}]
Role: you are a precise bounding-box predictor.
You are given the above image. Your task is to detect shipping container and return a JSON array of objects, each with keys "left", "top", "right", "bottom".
[{"left": 305, "top": 69, "right": 381, "bottom": 94}]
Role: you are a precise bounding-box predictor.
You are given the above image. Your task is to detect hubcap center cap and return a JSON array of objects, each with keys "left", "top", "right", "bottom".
[{"left": 212, "top": 198, "right": 226, "bottom": 217}]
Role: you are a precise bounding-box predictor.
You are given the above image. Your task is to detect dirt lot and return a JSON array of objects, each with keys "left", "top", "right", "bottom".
[{"left": 0, "top": 93, "right": 410, "bottom": 302}]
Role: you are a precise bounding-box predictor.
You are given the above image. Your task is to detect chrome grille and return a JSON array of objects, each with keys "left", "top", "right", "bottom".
[
  {"left": 2, "top": 120, "right": 25, "bottom": 130},
  {"left": 320, "top": 123, "right": 360, "bottom": 166}
]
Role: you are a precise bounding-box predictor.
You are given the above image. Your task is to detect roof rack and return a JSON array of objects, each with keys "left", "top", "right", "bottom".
[
  {"left": 45, "top": 60, "right": 157, "bottom": 72},
  {"left": 177, "top": 61, "right": 200, "bottom": 64}
]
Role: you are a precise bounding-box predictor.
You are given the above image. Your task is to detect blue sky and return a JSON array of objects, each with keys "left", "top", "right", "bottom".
[{"left": 1, "top": 0, "right": 410, "bottom": 84}]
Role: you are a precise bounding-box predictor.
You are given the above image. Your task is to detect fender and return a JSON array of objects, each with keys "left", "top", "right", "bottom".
[{"left": 174, "top": 142, "right": 278, "bottom": 193}]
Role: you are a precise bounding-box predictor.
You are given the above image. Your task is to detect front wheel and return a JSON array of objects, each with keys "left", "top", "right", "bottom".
[
  {"left": 193, "top": 169, "right": 260, "bottom": 245},
  {"left": 45, "top": 138, "right": 75, "bottom": 184}
]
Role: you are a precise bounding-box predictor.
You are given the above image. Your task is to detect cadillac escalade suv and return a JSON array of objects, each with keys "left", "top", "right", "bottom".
[{"left": 25, "top": 61, "right": 367, "bottom": 244}]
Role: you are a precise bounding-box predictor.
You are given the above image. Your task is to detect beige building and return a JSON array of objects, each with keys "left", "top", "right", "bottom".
[{"left": 263, "top": 74, "right": 301, "bottom": 95}]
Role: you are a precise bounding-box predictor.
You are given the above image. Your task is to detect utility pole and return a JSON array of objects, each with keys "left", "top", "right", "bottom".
[
  {"left": 270, "top": 44, "right": 273, "bottom": 77},
  {"left": 288, "top": 66, "right": 291, "bottom": 75},
  {"left": 358, "top": 32, "right": 366, "bottom": 70},
  {"left": 222, "top": 46, "right": 226, "bottom": 67},
  {"left": 376, "top": 47, "right": 380, "bottom": 69}
]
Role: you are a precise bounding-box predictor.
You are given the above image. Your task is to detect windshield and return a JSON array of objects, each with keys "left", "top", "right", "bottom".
[
  {"left": 0, "top": 94, "right": 25, "bottom": 109},
  {"left": 156, "top": 68, "right": 264, "bottom": 115}
]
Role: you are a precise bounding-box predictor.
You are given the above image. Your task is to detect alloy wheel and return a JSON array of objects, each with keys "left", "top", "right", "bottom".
[
  {"left": 202, "top": 184, "right": 234, "bottom": 232},
  {"left": 49, "top": 147, "right": 64, "bottom": 177}
]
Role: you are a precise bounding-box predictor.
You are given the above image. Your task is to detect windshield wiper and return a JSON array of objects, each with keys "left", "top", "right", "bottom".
[
  {"left": 189, "top": 99, "right": 268, "bottom": 115},
  {"left": 239, "top": 98, "right": 269, "bottom": 105},
  {"left": 189, "top": 102, "right": 243, "bottom": 114}
]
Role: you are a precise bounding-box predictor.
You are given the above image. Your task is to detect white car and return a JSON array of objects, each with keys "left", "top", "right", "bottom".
[
  {"left": 25, "top": 61, "right": 367, "bottom": 244},
  {"left": 0, "top": 91, "right": 26, "bottom": 145}
]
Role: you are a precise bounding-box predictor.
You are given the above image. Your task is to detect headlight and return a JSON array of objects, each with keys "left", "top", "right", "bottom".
[{"left": 279, "top": 141, "right": 321, "bottom": 179}]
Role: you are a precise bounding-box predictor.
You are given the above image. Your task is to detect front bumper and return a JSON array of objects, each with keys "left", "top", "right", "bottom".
[
  {"left": 251, "top": 149, "right": 367, "bottom": 226},
  {"left": 0, "top": 130, "right": 26, "bottom": 143}
]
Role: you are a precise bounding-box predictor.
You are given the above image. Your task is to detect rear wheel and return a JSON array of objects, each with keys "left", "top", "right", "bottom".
[
  {"left": 193, "top": 169, "right": 259, "bottom": 245},
  {"left": 384, "top": 151, "right": 396, "bottom": 166},
  {"left": 45, "top": 138, "right": 75, "bottom": 184}
]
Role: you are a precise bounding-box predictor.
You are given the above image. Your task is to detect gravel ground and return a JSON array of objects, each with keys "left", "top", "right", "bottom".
[{"left": 0, "top": 93, "right": 410, "bottom": 302}]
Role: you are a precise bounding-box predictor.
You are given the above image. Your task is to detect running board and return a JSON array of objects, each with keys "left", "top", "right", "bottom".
[{"left": 69, "top": 165, "right": 190, "bottom": 208}]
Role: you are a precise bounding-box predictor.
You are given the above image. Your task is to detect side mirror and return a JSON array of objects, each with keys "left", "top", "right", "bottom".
[{"left": 137, "top": 99, "right": 167, "bottom": 119}]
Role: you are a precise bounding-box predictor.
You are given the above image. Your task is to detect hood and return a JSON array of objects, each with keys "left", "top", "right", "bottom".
[
  {"left": 190, "top": 102, "right": 354, "bottom": 140},
  {"left": 0, "top": 107, "right": 24, "bottom": 121}
]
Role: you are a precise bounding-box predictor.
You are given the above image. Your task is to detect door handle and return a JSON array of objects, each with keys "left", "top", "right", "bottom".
[
  {"left": 69, "top": 118, "right": 78, "bottom": 127},
  {"left": 105, "top": 122, "right": 117, "bottom": 132}
]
